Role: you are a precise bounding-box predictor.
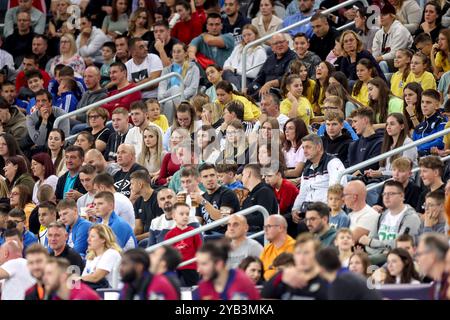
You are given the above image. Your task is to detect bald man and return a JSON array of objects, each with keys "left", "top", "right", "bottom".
[
  {"left": 76, "top": 66, "right": 108, "bottom": 123},
  {"left": 226, "top": 215, "right": 263, "bottom": 268},
  {"left": 113, "top": 144, "right": 148, "bottom": 198},
  {"left": 260, "top": 215, "right": 295, "bottom": 280},
  {"left": 0, "top": 241, "right": 35, "bottom": 300},
  {"left": 84, "top": 149, "right": 120, "bottom": 176},
  {"left": 343, "top": 180, "right": 379, "bottom": 243}
]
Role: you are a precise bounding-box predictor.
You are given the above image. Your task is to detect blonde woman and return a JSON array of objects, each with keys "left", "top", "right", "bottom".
[
  {"left": 218, "top": 120, "right": 249, "bottom": 174},
  {"left": 81, "top": 224, "right": 122, "bottom": 289},
  {"left": 49, "top": 33, "right": 86, "bottom": 76},
  {"left": 201, "top": 102, "right": 223, "bottom": 129},
  {"left": 138, "top": 125, "right": 167, "bottom": 179}
]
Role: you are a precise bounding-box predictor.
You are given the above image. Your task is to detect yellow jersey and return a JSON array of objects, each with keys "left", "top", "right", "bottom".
[
  {"left": 406, "top": 71, "right": 436, "bottom": 91},
  {"left": 352, "top": 83, "right": 369, "bottom": 107},
  {"left": 280, "top": 96, "right": 314, "bottom": 126},
  {"left": 435, "top": 51, "right": 450, "bottom": 72}
]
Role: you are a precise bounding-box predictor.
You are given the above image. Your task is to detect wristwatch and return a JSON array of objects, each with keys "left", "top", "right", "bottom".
[{"left": 201, "top": 198, "right": 207, "bottom": 206}]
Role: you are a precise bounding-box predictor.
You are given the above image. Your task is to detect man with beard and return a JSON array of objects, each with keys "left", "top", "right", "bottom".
[
  {"left": 222, "top": 0, "right": 250, "bottom": 45},
  {"left": 25, "top": 244, "right": 49, "bottom": 300},
  {"left": 282, "top": 0, "right": 316, "bottom": 38},
  {"left": 119, "top": 248, "right": 179, "bottom": 300},
  {"left": 193, "top": 240, "right": 260, "bottom": 300}
]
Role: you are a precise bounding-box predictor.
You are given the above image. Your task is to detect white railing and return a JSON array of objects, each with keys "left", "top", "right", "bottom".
[
  {"left": 240, "top": 0, "right": 369, "bottom": 89},
  {"left": 53, "top": 72, "right": 185, "bottom": 129}
]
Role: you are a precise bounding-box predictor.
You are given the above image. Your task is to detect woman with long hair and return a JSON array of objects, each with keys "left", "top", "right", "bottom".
[
  {"left": 384, "top": 248, "right": 421, "bottom": 284},
  {"left": 82, "top": 224, "right": 122, "bottom": 289},
  {"left": 365, "top": 113, "right": 418, "bottom": 179},
  {"left": 282, "top": 118, "right": 308, "bottom": 178},
  {"left": 329, "top": 71, "right": 350, "bottom": 93},
  {"left": 354, "top": 7, "right": 379, "bottom": 52},
  {"left": 407, "top": 52, "right": 437, "bottom": 90},
  {"left": 47, "top": 129, "right": 66, "bottom": 177},
  {"left": 351, "top": 58, "right": 379, "bottom": 107},
  {"left": 138, "top": 125, "right": 166, "bottom": 178},
  {"left": 74, "top": 131, "right": 95, "bottom": 153},
  {"left": 201, "top": 102, "right": 223, "bottom": 129},
  {"left": 48, "top": 0, "right": 71, "bottom": 55},
  {"left": 163, "top": 102, "right": 201, "bottom": 151},
  {"left": 223, "top": 24, "right": 267, "bottom": 90},
  {"left": 0, "top": 133, "right": 24, "bottom": 176},
  {"left": 238, "top": 256, "right": 265, "bottom": 285},
  {"left": 367, "top": 77, "right": 404, "bottom": 125},
  {"left": 170, "top": 0, "right": 203, "bottom": 45},
  {"left": 312, "top": 61, "right": 335, "bottom": 115},
  {"left": 4, "top": 156, "right": 34, "bottom": 194},
  {"left": 280, "top": 74, "right": 314, "bottom": 126},
  {"left": 126, "top": 7, "right": 154, "bottom": 43},
  {"left": 31, "top": 153, "right": 58, "bottom": 205},
  {"left": 403, "top": 82, "right": 424, "bottom": 131},
  {"left": 195, "top": 124, "right": 221, "bottom": 164},
  {"left": 431, "top": 28, "right": 450, "bottom": 76},
  {"left": 390, "top": 49, "right": 413, "bottom": 98},
  {"left": 102, "top": 0, "right": 130, "bottom": 39},
  {"left": 251, "top": 0, "right": 283, "bottom": 38},
  {"left": 204, "top": 64, "right": 231, "bottom": 102},
  {"left": 414, "top": 1, "right": 442, "bottom": 43},
  {"left": 348, "top": 251, "right": 371, "bottom": 278},
  {"left": 49, "top": 33, "right": 86, "bottom": 77},
  {"left": 218, "top": 120, "right": 249, "bottom": 174},
  {"left": 10, "top": 185, "right": 36, "bottom": 229},
  {"left": 288, "top": 59, "right": 316, "bottom": 104}
]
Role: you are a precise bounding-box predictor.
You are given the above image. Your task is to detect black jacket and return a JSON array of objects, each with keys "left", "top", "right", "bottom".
[
  {"left": 348, "top": 129, "right": 384, "bottom": 172},
  {"left": 104, "top": 131, "right": 128, "bottom": 161},
  {"left": 55, "top": 171, "right": 87, "bottom": 201},
  {"left": 309, "top": 27, "right": 340, "bottom": 61},
  {"left": 322, "top": 129, "right": 353, "bottom": 167}
]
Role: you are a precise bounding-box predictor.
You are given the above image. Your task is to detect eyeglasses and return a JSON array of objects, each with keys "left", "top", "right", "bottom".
[
  {"left": 381, "top": 192, "right": 402, "bottom": 197},
  {"left": 263, "top": 224, "right": 280, "bottom": 230},
  {"left": 271, "top": 40, "right": 287, "bottom": 46},
  {"left": 88, "top": 115, "right": 101, "bottom": 120}
]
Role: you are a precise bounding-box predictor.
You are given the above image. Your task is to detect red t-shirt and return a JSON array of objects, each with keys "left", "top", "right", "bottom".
[
  {"left": 156, "top": 152, "right": 181, "bottom": 186},
  {"left": 192, "top": 6, "right": 206, "bottom": 25},
  {"left": 171, "top": 16, "right": 204, "bottom": 45},
  {"left": 146, "top": 274, "right": 179, "bottom": 300},
  {"left": 164, "top": 225, "right": 202, "bottom": 270},
  {"left": 103, "top": 83, "right": 142, "bottom": 117},
  {"left": 52, "top": 282, "right": 101, "bottom": 300},
  {"left": 273, "top": 179, "right": 299, "bottom": 215},
  {"left": 16, "top": 69, "right": 51, "bottom": 92},
  {"left": 194, "top": 269, "right": 261, "bottom": 300}
]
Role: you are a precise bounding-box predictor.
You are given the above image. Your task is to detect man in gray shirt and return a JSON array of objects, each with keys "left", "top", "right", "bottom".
[
  {"left": 3, "top": 0, "right": 45, "bottom": 38},
  {"left": 226, "top": 214, "right": 263, "bottom": 268}
]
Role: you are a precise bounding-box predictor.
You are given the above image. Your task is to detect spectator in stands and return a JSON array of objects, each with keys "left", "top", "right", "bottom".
[
  {"left": 102, "top": 0, "right": 130, "bottom": 39},
  {"left": 194, "top": 240, "right": 261, "bottom": 300},
  {"left": 156, "top": 128, "right": 187, "bottom": 186},
  {"left": 158, "top": 43, "right": 200, "bottom": 124},
  {"left": 130, "top": 170, "right": 163, "bottom": 245},
  {"left": 309, "top": 13, "right": 340, "bottom": 62},
  {"left": 47, "top": 222, "right": 84, "bottom": 272},
  {"left": 45, "top": 129, "right": 66, "bottom": 177},
  {"left": 417, "top": 156, "right": 445, "bottom": 213},
  {"left": 226, "top": 214, "right": 263, "bottom": 268},
  {"left": 138, "top": 124, "right": 166, "bottom": 177},
  {"left": 37, "top": 201, "right": 57, "bottom": 247},
  {"left": 280, "top": 74, "right": 314, "bottom": 126},
  {"left": 147, "top": 99, "right": 169, "bottom": 133},
  {"left": 326, "top": 184, "right": 350, "bottom": 229},
  {"left": 254, "top": 92, "right": 289, "bottom": 131},
  {"left": 55, "top": 78, "right": 79, "bottom": 114},
  {"left": 113, "top": 144, "right": 147, "bottom": 198},
  {"left": 264, "top": 165, "right": 299, "bottom": 216},
  {"left": 251, "top": 0, "right": 283, "bottom": 38},
  {"left": 7, "top": 208, "right": 37, "bottom": 248},
  {"left": 247, "top": 33, "right": 297, "bottom": 99},
  {"left": 420, "top": 190, "right": 447, "bottom": 234},
  {"left": 238, "top": 256, "right": 264, "bottom": 285},
  {"left": 292, "top": 33, "right": 320, "bottom": 78},
  {"left": 44, "top": 257, "right": 100, "bottom": 300},
  {"left": 171, "top": 1, "right": 203, "bottom": 45},
  {"left": 76, "top": 66, "right": 108, "bottom": 124},
  {"left": 316, "top": 247, "right": 382, "bottom": 299},
  {"left": 354, "top": 7, "right": 379, "bottom": 52},
  {"left": 126, "top": 37, "right": 163, "bottom": 100},
  {"left": 49, "top": 33, "right": 86, "bottom": 77},
  {"left": 392, "top": 0, "right": 422, "bottom": 33},
  {"left": 260, "top": 215, "right": 294, "bottom": 281},
  {"left": 1, "top": 82, "right": 28, "bottom": 114},
  {"left": 114, "top": 35, "right": 131, "bottom": 64},
  {"left": 4, "top": 155, "right": 34, "bottom": 194},
  {"left": 26, "top": 89, "right": 70, "bottom": 148},
  {"left": 282, "top": 0, "right": 315, "bottom": 38},
  {"left": 55, "top": 145, "right": 86, "bottom": 201},
  {"left": 334, "top": 228, "right": 354, "bottom": 267},
  {"left": 431, "top": 29, "right": 450, "bottom": 77},
  {"left": 93, "top": 191, "right": 136, "bottom": 250},
  {"left": 3, "top": 0, "right": 45, "bottom": 38},
  {"left": 188, "top": 12, "right": 235, "bottom": 68},
  {"left": 125, "top": 8, "right": 153, "bottom": 44},
  {"left": 195, "top": 124, "right": 220, "bottom": 164},
  {"left": 416, "top": 233, "right": 449, "bottom": 300},
  {"left": 10, "top": 185, "right": 35, "bottom": 225},
  {"left": 23, "top": 70, "right": 45, "bottom": 115},
  {"left": 57, "top": 199, "right": 92, "bottom": 257},
  {"left": 292, "top": 133, "right": 346, "bottom": 210},
  {"left": 103, "top": 62, "right": 143, "bottom": 116},
  {"left": 305, "top": 202, "right": 337, "bottom": 247},
  {"left": 164, "top": 102, "right": 201, "bottom": 151},
  {"left": 15, "top": 53, "right": 51, "bottom": 95},
  {"left": 216, "top": 164, "right": 243, "bottom": 190},
  {"left": 348, "top": 107, "right": 383, "bottom": 173},
  {"left": 282, "top": 118, "right": 308, "bottom": 179},
  {"left": 84, "top": 149, "right": 119, "bottom": 177},
  {"left": 24, "top": 244, "right": 49, "bottom": 300},
  {"left": 2, "top": 11, "right": 36, "bottom": 68},
  {"left": 119, "top": 248, "right": 179, "bottom": 300},
  {"left": 321, "top": 110, "right": 353, "bottom": 166},
  {"left": 104, "top": 108, "right": 130, "bottom": 162},
  {"left": 0, "top": 240, "right": 35, "bottom": 300},
  {"left": 222, "top": 0, "right": 250, "bottom": 45},
  {"left": 148, "top": 244, "right": 182, "bottom": 298},
  {"left": 0, "top": 97, "right": 27, "bottom": 142},
  {"left": 31, "top": 152, "right": 58, "bottom": 205},
  {"left": 344, "top": 180, "right": 379, "bottom": 243},
  {"left": 149, "top": 20, "right": 180, "bottom": 67},
  {"left": 412, "top": 89, "right": 446, "bottom": 156},
  {"left": 384, "top": 248, "right": 421, "bottom": 284},
  {"left": 348, "top": 251, "right": 371, "bottom": 278},
  {"left": 414, "top": 32, "right": 434, "bottom": 58},
  {"left": 76, "top": 15, "right": 110, "bottom": 66}
]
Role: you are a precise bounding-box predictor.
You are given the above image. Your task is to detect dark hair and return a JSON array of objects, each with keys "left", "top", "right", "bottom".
[
  {"left": 180, "top": 165, "right": 199, "bottom": 178},
  {"left": 25, "top": 243, "right": 50, "bottom": 257},
  {"left": 25, "top": 69, "right": 43, "bottom": 81},
  {"left": 130, "top": 169, "right": 152, "bottom": 185},
  {"left": 48, "top": 129, "right": 65, "bottom": 171},
  {"left": 39, "top": 201, "right": 57, "bottom": 214},
  {"left": 384, "top": 248, "right": 420, "bottom": 284},
  {"left": 153, "top": 19, "right": 170, "bottom": 29},
  {"left": 65, "top": 145, "right": 84, "bottom": 159},
  {"left": 31, "top": 152, "right": 55, "bottom": 179},
  {"left": 306, "top": 201, "right": 330, "bottom": 221},
  {"left": 76, "top": 132, "right": 95, "bottom": 151},
  {"left": 130, "top": 100, "right": 148, "bottom": 112},
  {"left": 79, "top": 164, "right": 96, "bottom": 175},
  {"left": 10, "top": 185, "right": 32, "bottom": 210},
  {"left": 311, "top": 12, "right": 328, "bottom": 23},
  {"left": 380, "top": 113, "right": 409, "bottom": 167},
  {"left": 23, "top": 53, "right": 39, "bottom": 64},
  {"left": 61, "top": 78, "right": 77, "bottom": 93},
  {"left": 353, "top": 58, "right": 378, "bottom": 97},
  {"left": 111, "top": 0, "right": 129, "bottom": 22},
  {"left": 0, "top": 133, "right": 23, "bottom": 158},
  {"left": 123, "top": 248, "right": 150, "bottom": 271},
  {"left": 420, "top": 1, "right": 442, "bottom": 27},
  {"left": 198, "top": 162, "right": 217, "bottom": 174},
  {"left": 8, "top": 208, "right": 26, "bottom": 220},
  {"left": 59, "top": 66, "right": 75, "bottom": 77},
  {"left": 419, "top": 155, "right": 444, "bottom": 176},
  {"left": 238, "top": 256, "right": 264, "bottom": 274},
  {"left": 160, "top": 245, "right": 182, "bottom": 271},
  {"left": 206, "top": 12, "right": 222, "bottom": 22},
  {"left": 110, "top": 61, "right": 127, "bottom": 72},
  {"left": 414, "top": 32, "right": 433, "bottom": 46},
  {"left": 383, "top": 180, "right": 405, "bottom": 194},
  {"left": 356, "top": 7, "right": 373, "bottom": 34},
  {"left": 175, "top": 0, "right": 190, "bottom": 11},
  {"left": 243, "top": 163, "right": 262, "bottom": 180},
  {"left": 422, "top": 88, "right": 441, "bottom": 102},
  {"left": 352, "top": 106, "right": 375, "bottom": 125},
  {"left": 94, "top": 191, "right": 115, "bottom": 204},
  {"left": 6, "top": 155, "right": 29, "bottom": 184},
  {"left": 33, "top": 34, "right": 48, "bottom": 43},
  {"left": 316, "top": 247, "right": 341, "bottom": 272},
  {"left": 330, "top": 71, "right": 350, "bottom": 93},
  {"left": 0, "top": 96, "right": 10, "bottom": 110},
  {"left": 225, "top": 101, "right": 244, "bottom": 121},
  {"left": 93, "top": 173, "right": 115, "bottom": 188},
  {"left": 283, "top": 118, "right": 308, "bottom": 152},
  {"left": 368, "top": 77, "right": 393, "bottom": 123},
  {"left": 403, "top": 82, "right": 424, "bottom": 128},
  {"left": 272, "top": 252, "right": 295, "bottom": 268},
  {"left": 102, "top": 41, "right": 117, "bottom": 54},
  {"left": 425, "top": 189, "right": 445, "bottom": 204},
  {"left": 312, "top": 61, "right": 335, "bottom": 109},
  {"left": 292, "top": 32, "right": 309, "bottom": 42},
  {"left": 216, "top": 163, "right": 238, "bottom": 174},
  {"left": 396, "top": 233, "right": 415, "bottom": 246}
]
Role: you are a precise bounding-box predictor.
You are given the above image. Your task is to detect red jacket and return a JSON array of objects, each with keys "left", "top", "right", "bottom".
[
  {"left": 164, "top": 226, "right": 202, "bottom": 270},
  {"left": 171, "top": 16, "right": 204, "bottom": 45},
  {"left": 272, "top": 179, "right": 299, "bottom": 215},
  {"left": 16, "top": 69, "right": 51, "bottom": 92},
  {"left": 103, "top": 83, "right": 142, "bottom": 117}
]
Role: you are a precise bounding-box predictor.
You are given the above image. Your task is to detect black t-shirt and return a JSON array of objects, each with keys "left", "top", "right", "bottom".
[
  {"left": 134, "top": 191, "right": 163, "bottom": 233},
  {"left": 416, "top": 184, "right": 445, "bottom": 213},
  {"left": 328, "top": 272, "right": 382, "bottom": 300},
  {"left": 114, "top": 163, "right": 147, "bottom": 197},
  {"left": 88, "top": 127, "right": 111, "bottom": 145},
  {"left": 195, "top": 186, "right": 240, "bottom": 233},
  {"left": 51, "top": 245, "right": 85, "bottom": 273},
  {"left": 376, "top": 180, "right": 421, "bottom": 210}
]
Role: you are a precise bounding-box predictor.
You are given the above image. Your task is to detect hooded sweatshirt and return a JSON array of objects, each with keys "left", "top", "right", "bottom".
[
  {"left": 347, "top": 129, "right": 384, "bottom": 171},
  {"left": 412, "top": 111, "right": 446, "bottom": 156},
  {"left": 322, "top": 128, "right": 353, "bottom": 167},
  {"left": 3, "top": 106, "right": 27, "bottom": 141}
]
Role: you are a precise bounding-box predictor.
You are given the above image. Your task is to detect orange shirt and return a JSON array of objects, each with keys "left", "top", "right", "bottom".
[{"left": 260, "top": 235, "right": 295, "bottom": 281}]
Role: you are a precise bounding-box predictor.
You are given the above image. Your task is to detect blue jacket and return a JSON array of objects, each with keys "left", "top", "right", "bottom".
[
  {"left": 48, "top": 77, "right": 87, "bottom": 101},
  {"left": 55, "top": 91, "right": 78, "bottom": 113},
  {"left": 23, "top": 230, "right": 38, "bottom": 248},
  {"left": 104, "top": 211, "right": 137, "bottom": 249},
  {"left": 67, "top": 217, "right": 92, "bottom": 257},
  {"left": 412, "top": 112, "right": 447, "bottom": 156}
]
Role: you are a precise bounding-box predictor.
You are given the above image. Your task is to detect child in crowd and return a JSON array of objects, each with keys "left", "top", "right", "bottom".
[
  {"left": 390, "top": 49, "right": 412, "bottom": 98},
  {"left": 147, "top": 99, "right": 169, "bottom": 133},
  {"left": 100, "top": 42, "right": 116, "bottom": 87},
  {"left": 431, "top": 99, "right": 450, "bottom": 156},
  {"left": 280, "top": 74, "right": 314, "bottom": 126},
  {"left": 327, "top": 184, "right": 350, "bottom": 229},
  {"left": 164, "top": 203, "right": 202, "bottom": 287},
  {"left": 56, "top": 78, "right": 79, "bottom": 113},
  {"left": 217, "top": 164, "right": 244, "bottom": 190},
  {"left": 407, "top": 52, "right": 436, "bottom": 91},
  {"left": 334, "top": 228, "right": 354, "bottom": 268},
  {"left": 25, "top": 70, "right": 46, "bottom": 114},
  {"left": 351, "top": 58, "right": 377, "bottom": 106}
]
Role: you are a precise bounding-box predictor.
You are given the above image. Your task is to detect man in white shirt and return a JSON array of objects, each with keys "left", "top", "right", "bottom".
[
  {"left": 77, "top": 164, "right": 97, "bottom": 215},
  {"left": 252, "top": 92, "right": 289, "bottom": 132},
  {"left": 0, "top": 240, "right": 35, "bottom": 300},
  {"left": 126, "top": 37, "right": 163, "bottom": 99},
  {"left": 343, "top": 180, "right": 379, "bottom": 244},
  {"left": 76, "top": 15, "right": 110, "bottom": 65}
]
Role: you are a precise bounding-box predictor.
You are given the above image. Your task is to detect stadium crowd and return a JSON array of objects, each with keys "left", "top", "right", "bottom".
[{"left": 0, "top": 0, "right": 449, "bottom": 301}]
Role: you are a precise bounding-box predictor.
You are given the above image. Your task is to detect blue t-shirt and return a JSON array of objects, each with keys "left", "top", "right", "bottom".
[
  {"left": 190, "top": 33, "right": 235, "bottom": 67},
  {"left": 225, "top": 181, "right": 244, "bottom": 190},
  {"left": 329, "top": 210, "right": 351, "bottom": 230},
  {"left": 63, "top": 173, "right": 78, "bottom": 199},
  {"left": 104, "top": 211, "right": 137, "bottom": 249}
]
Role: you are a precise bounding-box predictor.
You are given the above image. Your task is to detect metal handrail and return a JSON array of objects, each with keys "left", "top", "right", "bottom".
[
  {"left": 337, "top": 21, "right": 355, "bottom": 31},
  {"left": 177, "top": 230, "right": 265, "bottom": 268},
  {"left": 366, "top": 154, "right": 450, "bottom": 191},
  {"left": 145, "top": 205, "right": 270, "bottom": 254},
  {"left": 241, "top": 0, "right": 369, "bottom": 89},
  {"left": 53, "top": 72, "right": 185, "bottom": 129},
  {"left": 336, "top": 126, "right": 450, "bottom": 183}
]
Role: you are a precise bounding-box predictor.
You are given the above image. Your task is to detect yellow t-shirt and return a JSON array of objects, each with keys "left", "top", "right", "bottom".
[
  {"left": 352, "top": 83, "right": 369, "bottom": 107},
  {"left": 151, "top": 115, "right": 169, "bottom": 133},
  {"left": 280, "top": 96, "right": 314, "bottom": 126},
  {"left": 304, "top": 78, "right": 316, "bottom": 104},
  {"left": 444, "top": 121, "right": 450, "bottom": 147},
  {"left": 216, "top": 94, "right": 261, "bottom": 121},
  {"left": 435, "top": 51, "right": 450, "bottom": 72},
  {"left": 312, "top": 86, "right": 324, "bottom": 115},
  {"left": 260, "top": 235, "right": 295, "bottom": 281},
  {"left": 406, "top": 71, "right": 436, "bottom": 91},
  {"left": 390, "top": 71, "right": 409, "bottom": 98}
]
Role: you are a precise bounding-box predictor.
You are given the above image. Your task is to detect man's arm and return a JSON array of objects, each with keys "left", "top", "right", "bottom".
[
  {"left": 352, "top": 227, "right": 370, "bottom": 243},
  {"left": 202, "top": 34, "right": 225, "bottom": 48},
  {"left": 0, "top": 268, "right": 10, "bottom": 280},
  {"left": 154, "top": 39, "right": 171, "bottom": 67}
]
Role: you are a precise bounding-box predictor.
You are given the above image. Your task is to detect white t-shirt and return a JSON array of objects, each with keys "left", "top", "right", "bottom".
[
  {"left": 283, "top": 145, "right": 306, "bottom": 169},
  {"left": 349, "top": 204, "right": 379, "bottom": 236},
  {"left": 126, "top": 54, "right": 163, "bottom": 99},
  {"left": 33, "top": 175, "right": 59, "bottom": 205},
  {"left": 114, "top": 192, "right": 136, "bottom": 229},
  {"left": 0, "top": 258, "right": 36, "bottom": 300},
  {"left": 82, "top": 249, "right": 122, "bottom": 288},
  {"left": 377, "top": 206, "right": 407, "bottom": 241}
]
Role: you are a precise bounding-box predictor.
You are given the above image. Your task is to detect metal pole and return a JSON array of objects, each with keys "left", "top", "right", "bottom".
[
  {"left": 337, "top": 21, "right": 355, "bottom": 31},
  {"left": 159, "top": 93, "right": 182, "bottom": 104}
]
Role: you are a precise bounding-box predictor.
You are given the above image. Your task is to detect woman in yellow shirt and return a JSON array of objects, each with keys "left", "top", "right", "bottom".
[
  {"left": 390, "top": 49, "right": 412, "bottom": 98},
  {"left": 432, "top": 29, "right": 450, "bottom": 77},
  {"left": 351, "top": 58, "right": 378, "bottom": 107},
  {"left": 280, "top": 74, "right": 314, "bottom": 126},
  {"left": 288, "top": 59, "right": 316, "bottom": 104},
  {"left": 215, "top": 80, "right": 261, "bottom": 121},
  {"left": 147, "top": 99, "right": 169, "bottom": 132},
  {"left": 407, "top": 52, "right": 436, "bottom": 90}
]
